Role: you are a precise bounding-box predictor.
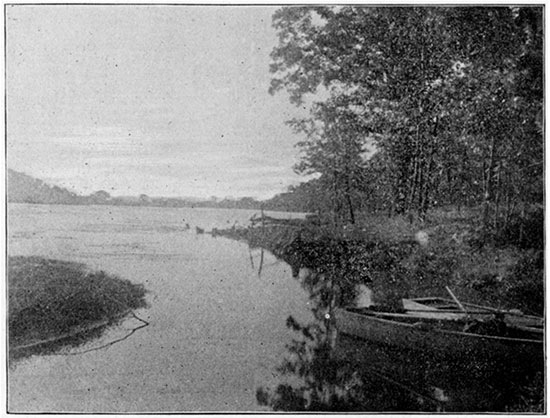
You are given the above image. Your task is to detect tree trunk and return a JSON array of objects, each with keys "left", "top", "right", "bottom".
[
  {"left": 503, "top": 171, "right": 516, "bottom": 231},
  {"left": 493, "top": 162, "right": 502, "bottom": 230},
  {"left": 519, "top": 202, "right": 526, "bottom": 245},
  {"left": 346, "top": 194, "right": 355, "bottom": 225},
  {"left": 419, "top": 119, "right": 438, "bottom": 219},
  {"left": 407, "top": 125, "right": 423, "bottom": 212},
  {"left": 344, "top": 174, "right": 355, "bottom": 224},
  {"left": 482, "top": 136, "right": 497, "bottom": 228},
  {"left": 419, "top": 151, "right": 435, "bottom": 221},
  {"left": 407, "top": 155, "right": 420, "bottom": 212}
]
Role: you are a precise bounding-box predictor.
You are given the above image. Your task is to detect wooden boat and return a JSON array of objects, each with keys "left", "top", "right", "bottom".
[
  {"left": 334, "top": 295, "right": 544, "bottom": 411},
  {"left": 333, "top": 305, "right": 543, "bottom": 363}
]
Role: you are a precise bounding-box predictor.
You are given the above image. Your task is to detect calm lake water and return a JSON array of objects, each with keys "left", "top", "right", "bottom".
[{"left": 8, "top": 203, "right": 313, "bottom": 412}]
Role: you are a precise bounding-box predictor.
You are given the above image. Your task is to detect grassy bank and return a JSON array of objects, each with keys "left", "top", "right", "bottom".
[
  {"left": 8, "top": 256, "right": 148, "bottom": 361},
  {"left": 215, "top": 209, "right": 543, "bottom": 315}
]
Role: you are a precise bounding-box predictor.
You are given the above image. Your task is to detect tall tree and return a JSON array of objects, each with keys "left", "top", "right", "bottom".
[{"left": 288, "top": 97, "right": 370, "bottom": 224}]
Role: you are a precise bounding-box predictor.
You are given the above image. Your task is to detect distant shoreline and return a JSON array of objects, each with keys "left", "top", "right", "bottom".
[{"left": 7, "top": 168, "right": 309, "bottom": 213}]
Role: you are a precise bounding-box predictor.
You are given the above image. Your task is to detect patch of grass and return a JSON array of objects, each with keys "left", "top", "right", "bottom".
[{"left": 8, "top": 256, "right": 148, "bottom": 359}]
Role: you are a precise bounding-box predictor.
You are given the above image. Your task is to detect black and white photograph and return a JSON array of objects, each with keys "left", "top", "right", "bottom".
[{"left": 5, "top": 4, "right": 545, "bottom": 413}]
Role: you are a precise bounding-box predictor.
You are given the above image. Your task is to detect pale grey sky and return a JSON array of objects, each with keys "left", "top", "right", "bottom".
[{"left": 6, "top": 5, "right": 311, "bottom": 199}]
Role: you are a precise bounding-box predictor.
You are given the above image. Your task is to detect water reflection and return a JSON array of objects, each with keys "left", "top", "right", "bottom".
[
  {"left": 255, "top": 288, "right": 437, "bottom": 411},
  {"left": 257, "top": 238, "right": 543, "bottom": 412}
]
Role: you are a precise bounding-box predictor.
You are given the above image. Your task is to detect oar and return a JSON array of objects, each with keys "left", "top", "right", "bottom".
[
  {"left": 445, "top": 286, "right": 467, "bottom": 314},
  {"left": 444, "top": 289, "right": 543, "bottom": 328}
]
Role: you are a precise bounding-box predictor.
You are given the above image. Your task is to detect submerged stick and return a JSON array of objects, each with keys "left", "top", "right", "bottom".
[
  {"left": 258, "top": 206, "right": 265, "bottom": 277},
  {"left": 248, "top": 247, "right": 255, "bottom": 269}
]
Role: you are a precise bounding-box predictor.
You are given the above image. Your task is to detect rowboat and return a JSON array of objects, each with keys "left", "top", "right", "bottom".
[
  {"left": 333, "top": 304, "right": 543, "bottom": 362},
  {"left": 333, "top": 296, "right": 544, "bottom": 411}
]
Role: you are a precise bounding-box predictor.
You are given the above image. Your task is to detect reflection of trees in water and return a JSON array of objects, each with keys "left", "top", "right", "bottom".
[
  {"left": 256, "top": 238, "right": 437, "bottom": 411},
  {"left": 256, "top": 312, "right": 437, "bottom": 411},
  {"left": 257, "top": 265, "right": 543, "bottom": 411},
  {"left": 256, "top": 238, "right": 543, "bottom": 412}
]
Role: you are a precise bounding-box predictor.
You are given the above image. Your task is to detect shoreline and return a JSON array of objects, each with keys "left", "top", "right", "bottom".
[
  {"left": 214, "top": 216, "right": 544, "bottom": 412},
  {"left": 212, "top": 212, "right": 543, "bottom": 315}
]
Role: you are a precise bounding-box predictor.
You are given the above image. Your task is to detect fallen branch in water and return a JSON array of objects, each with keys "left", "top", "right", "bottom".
[
  {"left": 59, "top": 311, "right": 149, "bottom": 356},
  {"left": 11, "top": 309, "right": 131, "bottom": 352}
]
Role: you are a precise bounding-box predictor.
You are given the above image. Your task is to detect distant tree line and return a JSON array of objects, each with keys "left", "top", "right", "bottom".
[
  {"left": 7, "top": 169, "right": 314, "bottom": 212},
  {"left": 268, "top": 6, "right": 543, "bottom": 232}
]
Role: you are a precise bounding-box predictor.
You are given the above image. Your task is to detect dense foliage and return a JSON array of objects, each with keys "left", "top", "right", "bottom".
[{"left": 269, "top": 7, "right": 543, "bottom": 231}]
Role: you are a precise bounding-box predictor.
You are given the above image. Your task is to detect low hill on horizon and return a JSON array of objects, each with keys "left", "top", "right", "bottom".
[
  {"left": 6, "top": 169, "right": 309, "bottom": 212},
  {"left": 8, "top": 169, "right": 81, "bottom": 205}
]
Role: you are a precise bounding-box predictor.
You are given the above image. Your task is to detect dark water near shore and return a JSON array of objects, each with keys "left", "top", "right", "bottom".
[{"left": 8, "top": 203, "right": 312, "bottom": 412}]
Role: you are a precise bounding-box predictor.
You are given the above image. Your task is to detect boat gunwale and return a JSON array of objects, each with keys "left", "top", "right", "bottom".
[
  {"left": 409, "top": 297, "right": 542, "bottom": 321},
  {"left": 336, "top": 308, "right": 543, "bottom": 345}
]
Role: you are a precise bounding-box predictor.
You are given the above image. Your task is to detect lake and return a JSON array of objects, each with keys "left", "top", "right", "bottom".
[{"left": 7, "top": 203, "right": 313, "bottom": 412}]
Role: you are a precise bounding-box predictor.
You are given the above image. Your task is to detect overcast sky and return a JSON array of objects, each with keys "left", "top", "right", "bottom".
[{"left": 6, "top": 5, "right": 312, "bottom": 199}]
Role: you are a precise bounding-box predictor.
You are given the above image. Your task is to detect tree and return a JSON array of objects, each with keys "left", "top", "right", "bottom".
[
  {"left": 288, "top": 97, "right": 370, "bottom": 224},
  {"left": 443, "top": 7, "right": 543, "bottom": 230},
  {"left": 270, "top": 6, "right": 543, "bottom": 226},
  {"left": 270, "top": 7, "right": 461, "bottom": 219}
]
